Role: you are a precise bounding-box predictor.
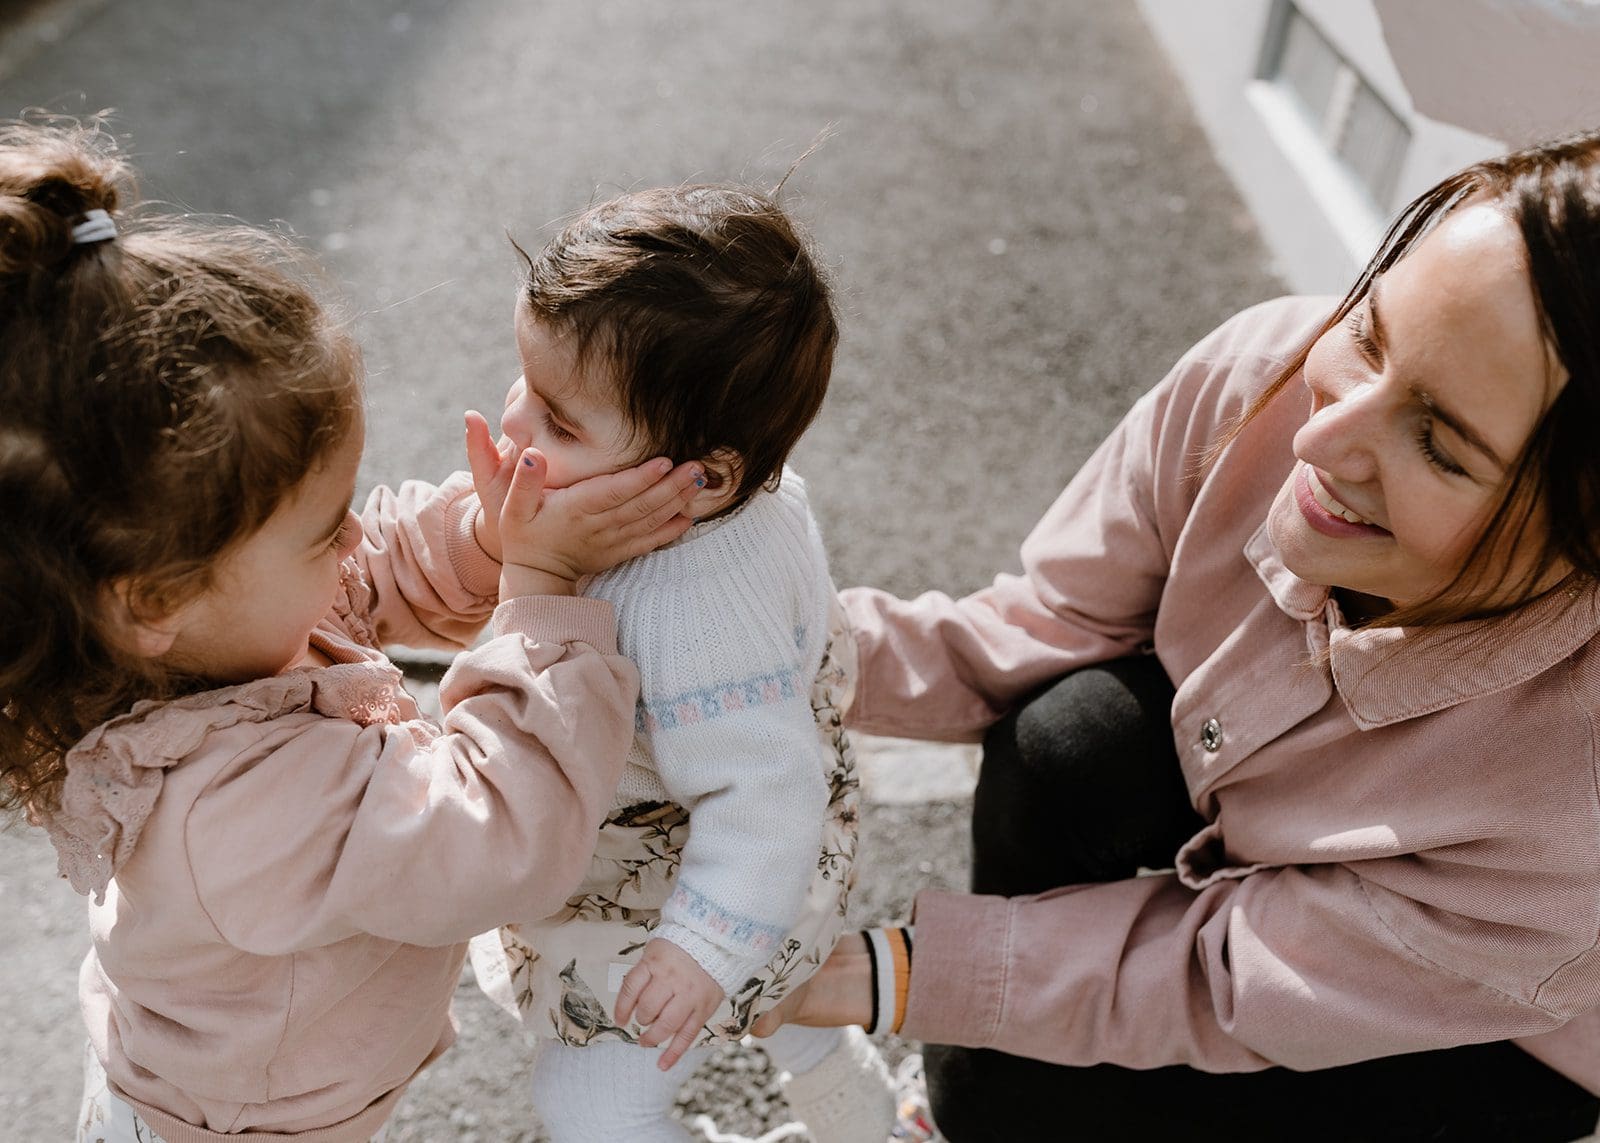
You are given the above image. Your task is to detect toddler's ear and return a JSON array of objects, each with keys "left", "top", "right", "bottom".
[
  {"left": 686, "top": 449, "right": 744, "bottom": 519},
  {"left": 102, "top": 580, "right": 186, "bottom": 659}
]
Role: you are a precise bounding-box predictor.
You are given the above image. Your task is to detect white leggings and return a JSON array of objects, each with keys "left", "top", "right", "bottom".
[{"left": 530, "top": 1026, "right": 844, "bottom": 1142}]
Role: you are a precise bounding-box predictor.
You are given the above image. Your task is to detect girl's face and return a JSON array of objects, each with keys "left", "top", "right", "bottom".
[
  {"left": 1266, "top": 203, "right": 1568, "bottom": 615},
  {"left": 158, "top": 419, "right": 366, "bottom": 682},
  {"left": 501, "top": 304, "right": 641, "bottom": 490}
]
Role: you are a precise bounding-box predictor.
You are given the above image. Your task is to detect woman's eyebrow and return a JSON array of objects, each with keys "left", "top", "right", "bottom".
[{"left": 1413, "top": 388, "right": 1506, "bottom": 470}]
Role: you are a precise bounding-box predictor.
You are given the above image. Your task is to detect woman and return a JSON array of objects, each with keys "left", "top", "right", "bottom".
[{"left": 757, "top": 131, "right": 1600, "bottom": 1141}]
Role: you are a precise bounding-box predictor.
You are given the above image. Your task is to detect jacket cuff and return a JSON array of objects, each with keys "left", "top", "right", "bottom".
[
  {"left": 444, "top": 483, "right": 502, "bottom": 600},
  {"left": 491, "top": 595, "right": 618, "bottom": 652},
  {"left": 900, "top": 889, "right": 1012, "bottom": 1047}
]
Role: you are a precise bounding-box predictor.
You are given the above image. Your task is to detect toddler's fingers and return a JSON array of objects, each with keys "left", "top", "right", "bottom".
[
  {"left": 658, "top": 1020, "right": 701, "bottom": 1072},
  {"left": 615, "top": 963, "right": 650, "bottom": 1026},
  {"left": 639, "top": 995, "right": 692, "bottom": 1049}
]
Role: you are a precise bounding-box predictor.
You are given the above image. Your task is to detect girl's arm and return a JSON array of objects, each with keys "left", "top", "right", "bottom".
[
  {"left": 184, "top": 595, "right": 639, "bottom": 951},
  {"left": 843, "top": 299, "right": 1324, "bottom": 742},
  {"left": 353, "top": 472, "right": 500, "bottom": 651}
]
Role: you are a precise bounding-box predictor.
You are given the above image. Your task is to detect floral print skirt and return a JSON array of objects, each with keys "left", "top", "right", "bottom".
[{"left": 469, "top": 603, "right": 861, "bottom": 1048}]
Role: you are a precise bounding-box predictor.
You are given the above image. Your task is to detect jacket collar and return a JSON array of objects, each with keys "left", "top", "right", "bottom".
[{"left": 1245, "top": 521, "right": 1600, "bottom": 729}]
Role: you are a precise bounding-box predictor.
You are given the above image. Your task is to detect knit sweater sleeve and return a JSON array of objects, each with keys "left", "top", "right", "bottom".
[{"left": 594, "top": 485, "right": 832, "bottom": 994}]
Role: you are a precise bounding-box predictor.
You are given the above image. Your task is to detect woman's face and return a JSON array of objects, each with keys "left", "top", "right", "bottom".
[{"left": 1266, "top": 203, "right": 1568, "bottom": 614}]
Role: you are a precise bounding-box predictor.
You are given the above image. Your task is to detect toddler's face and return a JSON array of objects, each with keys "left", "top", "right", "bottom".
[{"left": 502, "top": 305, "right": 641, "bottom": 489}]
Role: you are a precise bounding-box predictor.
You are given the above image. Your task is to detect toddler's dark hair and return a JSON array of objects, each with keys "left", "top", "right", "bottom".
[
  {"left": 0, "top": 119, "right": 362, "bottom": 815},
  {"left": 520, "top": 184, "right": 837, "bottom": 510}
]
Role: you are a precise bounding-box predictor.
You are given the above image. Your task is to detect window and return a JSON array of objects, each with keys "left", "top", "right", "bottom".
[{"left": 1260, "top": 2, "right": 1410, "bottom": 210}]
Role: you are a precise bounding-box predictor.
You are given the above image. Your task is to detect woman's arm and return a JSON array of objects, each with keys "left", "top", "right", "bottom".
[{"left": 844, "top": 301, "right": 1315, "bottom": 742}]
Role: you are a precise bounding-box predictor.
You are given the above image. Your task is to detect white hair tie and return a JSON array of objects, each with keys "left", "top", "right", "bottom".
[{"left": 70, "top": 209, "right": 117, "bottom": 245}]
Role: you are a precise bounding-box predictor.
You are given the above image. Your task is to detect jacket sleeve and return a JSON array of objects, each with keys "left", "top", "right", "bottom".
[
  {"left": 904, "top": 855, "right": 1573, "bottom": 1073},
  {"left": 184, "top": 596, "right": 638, "bottom": 951},
  {"left": 842, "top": 302, "right": 1307, "bottom": 743},
  {"left": 352, "top": 471, "right": 502, "bottom": 651}
]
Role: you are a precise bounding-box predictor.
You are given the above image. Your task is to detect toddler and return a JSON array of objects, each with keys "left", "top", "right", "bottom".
[
  {"left": 0, "top": 121, "right": 701, "bottom": 1143},
  {"left": 467, "top": 185, "right": 896, "bottom": 1142}
]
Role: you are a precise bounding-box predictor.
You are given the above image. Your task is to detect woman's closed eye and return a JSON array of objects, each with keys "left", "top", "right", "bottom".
[
  {"left": 1413, "top": 416, "right": 1468, "bottom": 476},
  {"left": 1345, "top": 308, "right": 1381, "bottom": 362}
]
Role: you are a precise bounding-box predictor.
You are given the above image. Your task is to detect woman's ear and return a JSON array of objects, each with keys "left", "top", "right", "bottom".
[
  {"left": 686, "top": 449, "right": 745, "bottom": 519},
  {"left": 102, "top": 580, "right": 187, "bottom": 660}
]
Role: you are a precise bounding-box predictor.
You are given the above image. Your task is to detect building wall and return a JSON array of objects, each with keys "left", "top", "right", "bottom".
[{"left": 1136, "top": 0, "right": 1501, "bottom": 295}]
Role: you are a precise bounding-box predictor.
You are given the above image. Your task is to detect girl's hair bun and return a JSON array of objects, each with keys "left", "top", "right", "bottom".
[{"left": 0, "top": 118, "right": 131, "bottom": 277}]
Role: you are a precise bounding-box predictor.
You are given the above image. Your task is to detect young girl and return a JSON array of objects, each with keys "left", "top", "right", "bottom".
[
  {"left": 466, "top": 185, "right": 897, "bottom": 1142},
  {"left": 0, "top": 121, "right": 703, "bottom": 1143}
]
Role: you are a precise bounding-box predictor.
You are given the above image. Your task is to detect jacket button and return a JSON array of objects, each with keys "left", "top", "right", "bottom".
[{"left": 1200, "top": 717, "right": 1223, "bottom": 752}]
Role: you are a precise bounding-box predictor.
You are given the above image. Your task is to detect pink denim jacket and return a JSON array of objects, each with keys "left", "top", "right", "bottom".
[
  {"left": 844, "top": 297, "right": 1600, "bottom": 1093},
  {"left": 42, "top": 474, "right": 639, "bottom": 1142}
]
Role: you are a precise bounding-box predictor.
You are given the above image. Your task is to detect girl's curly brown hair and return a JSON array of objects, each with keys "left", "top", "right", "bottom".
[{"left": 0, "top": 118, "right": 362, "bottom": 815}]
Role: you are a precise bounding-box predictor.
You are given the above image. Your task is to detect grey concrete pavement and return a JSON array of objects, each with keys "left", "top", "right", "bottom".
[{"left": 0, "top": 1, "right": 1284, "bottom": 1137}]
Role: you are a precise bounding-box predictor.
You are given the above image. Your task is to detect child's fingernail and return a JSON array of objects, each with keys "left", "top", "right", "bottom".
[
  {"left": 693, "top": 472, "right": 706, "bottom": 488},
  {"left": 522, "top": 454, "right": 537, "bottom": 467},
  {"left": 655, "top": 457, "right": 673, "bottom": 474}
]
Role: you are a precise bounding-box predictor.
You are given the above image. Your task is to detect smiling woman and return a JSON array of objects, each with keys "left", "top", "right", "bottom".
[{"left": 753, "top": 130, "right": 1600, "bottom": 1142}]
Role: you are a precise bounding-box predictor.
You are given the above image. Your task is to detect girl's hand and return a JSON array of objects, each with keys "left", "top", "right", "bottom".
[
  {"left": 496, "top": 449, "right": 703, "bottom": 598},
  {"left": 465, "top": 409, "right": 514, "bottom": 563},
  {"left": 616, "top": 938, "right": 724, "bottom": 1071},
  {"left": 751, "top": 931, "right": 874, "bottom": 1035}
]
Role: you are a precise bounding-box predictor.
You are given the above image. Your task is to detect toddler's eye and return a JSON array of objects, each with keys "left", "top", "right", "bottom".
[{"left": 545, "top": 415, "right": 578, "bottom": 444}]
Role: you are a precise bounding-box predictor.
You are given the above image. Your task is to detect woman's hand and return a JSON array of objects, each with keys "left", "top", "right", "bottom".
[
  {"left": 751, "top": 931, "right": 875, "bottom": 1035},
  {"left": 616, "top": 938, "right": 724, "bottom": 1071}
]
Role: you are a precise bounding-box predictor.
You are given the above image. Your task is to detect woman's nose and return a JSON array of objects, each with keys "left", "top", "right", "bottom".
[{"left": 1295, "top": 369, "right": 1380, "bottom": 480}]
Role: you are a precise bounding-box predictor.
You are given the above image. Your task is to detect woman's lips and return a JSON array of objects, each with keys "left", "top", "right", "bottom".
[{"left": 1294, "top": 464, "right": 1390, "bottom": 538}]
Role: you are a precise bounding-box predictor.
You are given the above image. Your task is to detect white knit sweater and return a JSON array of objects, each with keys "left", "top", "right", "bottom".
[{"left": 581, "top": 470, "right": 834, "bottom": 992}]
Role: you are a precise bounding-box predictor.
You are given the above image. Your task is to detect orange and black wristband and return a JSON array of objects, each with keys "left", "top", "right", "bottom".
[{"left": 863, "top": 925, "right": 914, "bottom": 1036}]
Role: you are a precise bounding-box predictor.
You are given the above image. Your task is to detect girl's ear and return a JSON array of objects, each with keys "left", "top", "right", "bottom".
[
  {"left": 686, "top": 449, "right": 745, "bottom": 519},
  {"left": 102, "top": 580, "right": 187, "bottom": 660}
]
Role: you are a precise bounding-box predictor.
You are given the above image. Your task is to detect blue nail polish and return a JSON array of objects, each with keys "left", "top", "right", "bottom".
[
  {"left": 693, "top": 475, "right": 706, "bottom": 488},
  {"left": 522, "top": 455, "right": 537, "bottom": 467}
]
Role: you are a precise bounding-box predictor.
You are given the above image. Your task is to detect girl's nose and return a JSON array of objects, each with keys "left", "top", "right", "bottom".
[{"left": 337, "top": 510, "right": 364, "bottom": 559}]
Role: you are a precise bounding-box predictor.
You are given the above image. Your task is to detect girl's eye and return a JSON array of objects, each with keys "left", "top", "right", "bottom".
[
  {"left": 1345, "top": 308, "right": 1381, "bottom": 361},
  {"left": 327, "top": 518, "right": 356, "bottom": 553},
  {"left": 544, "top": 414, "right": 578, "bottom": 444},
  {"left": 1413, "top": 417, "right": 1468, "bottom": 477}
]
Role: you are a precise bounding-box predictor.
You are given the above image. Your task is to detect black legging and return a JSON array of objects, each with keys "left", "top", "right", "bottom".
[{"left": 925, "top": 656, "right": 1600, "bottom": 1143}]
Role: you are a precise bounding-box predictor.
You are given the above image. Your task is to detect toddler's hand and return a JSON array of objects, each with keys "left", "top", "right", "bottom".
[{"left": 615, "top": 938, "right": 724, "bottom": 1071}]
